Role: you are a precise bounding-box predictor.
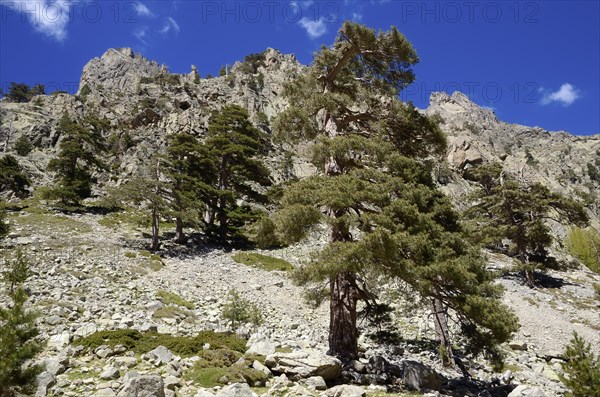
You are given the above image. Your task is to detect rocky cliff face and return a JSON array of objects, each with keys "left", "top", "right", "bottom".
[
  {"left": 79, "top": 47, "right": 163, "bottom": 94},
  {"left": 0, "top": 49, "right": 597, "bottom": 218},
  {"left": 426, "top": 91, "right": 599, "bottom": 229}
]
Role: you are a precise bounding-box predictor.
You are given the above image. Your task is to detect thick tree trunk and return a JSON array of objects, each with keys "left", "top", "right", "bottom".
[
  {"left": 432, "top": 295, "right": 454, "bottom": 366},
  {"left": 150, "top": 206, "right": 160, "bottom": 251},
  {"left": 174, "top": 216, "right": 186, "bottom": 244},
  {"left": 328, "top": 271, "right": 359, "bottom": 360}
]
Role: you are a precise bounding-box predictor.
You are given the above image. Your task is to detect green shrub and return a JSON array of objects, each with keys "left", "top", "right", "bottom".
[
  {"left": 0, "top": 201, "right": 9, "bottom": 239},
  {"left": 0, "top": 250, "right": 42, "bottom": 395},
  {"left": 76, "top": 329, "right": 246, "bottom": 356},
  {"left": 232, "top": 252, "right": 293, "bottom": 272},
  {"left": 560, "top": 332, "right": 600, "bottom": 397},
  {"left": 185, "top": 366, "right": 269, "bottom": 388},
  {"left": 221, "top": 289, "right": 263, "bottom": 331},
  {"left": 13, "top": 135, "right": 33, "bottom": 156},
  {"left": 79, "top": 84, "right": 91, "bottom": 102},
  {"left": 185, "top": 347, "right": 270, "bottom": 387},
  {"left": 249, "top": 219, "right": 281, "bottom": 249},
  {"left": 0, "top": 155, "right": 31, "bottom": 197},
  {"left": 566, "top": 227, "right": 600, "bottom": 273},
  {"left": 156, "top": 290, "right": 194, "bottom": 309},
  {"left": 124, "top": 251, "right": 137, "bottom": 258}
]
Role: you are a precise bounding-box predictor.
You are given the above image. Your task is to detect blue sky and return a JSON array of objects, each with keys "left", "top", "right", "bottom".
[{"left": 1, "top": 0, "right": 598, "bottom": 135}]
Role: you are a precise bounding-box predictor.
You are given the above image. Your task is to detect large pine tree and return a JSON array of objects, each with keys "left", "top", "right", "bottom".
[
  {"left": 204, "top": 105, "right": 271, "bottom": 240},
  {"left": 44, "top": 114, "right": 106, "bottom": 206},
  {"left": 163, "top": 132, "right": 215, "bottom": 244},
  {"left": 273, "top": 21, "right": 447, "bottom": 360},
  {"left": 272, "top": 22, "right": 517, "bottom": 364}
]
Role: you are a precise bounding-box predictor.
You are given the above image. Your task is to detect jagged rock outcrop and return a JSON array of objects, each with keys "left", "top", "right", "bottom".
[
  {"left": 79, "top": 48, "right": 163, "bottom": 94},
  {"left": 426, "top": 91, "right": 600, "bottom": 229}
]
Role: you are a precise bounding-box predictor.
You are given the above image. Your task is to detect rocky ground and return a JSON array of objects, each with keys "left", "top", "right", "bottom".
[{"left": 1, "top": 204, "right": 598, "bottom": 397}]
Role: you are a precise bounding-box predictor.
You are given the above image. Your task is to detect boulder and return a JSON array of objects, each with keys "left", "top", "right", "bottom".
[
  {"left": 508, "top": 385, "right": 546, "bottom": 397},
  {"left": 35, "top": 371, "right": 56, "bottom": 397},
  {"left": 100, "top": 366, "right": 120, "bottom": 380},
  {"left": 402, "top": 361, "right": 441, "bottom": 391},
  {"left": 149, "top": 346, "right": 174, "bottom": 364},
  {"left": 95, "top": 389, "right": 118, "bottom": 397},
  {"left": 323, "top": 385, "right": 366, "bottom": 397},
  {"left": 117, "top": 374, "right": 165, "bottom": 397},
  {"left": 300, "top": 376, "right": 327, "bottom": 391},
  {"left": 195, "top": 388, "right": 216, "bottom": 397},
  {"left": 265, "top": 350, "right": 342, "bottom": 381},
  {"left": 216, "top": 383, "right": 257, "bottom": 397},
  {"left": 247, "top": 340, "right": 277, "bottom": 356}
]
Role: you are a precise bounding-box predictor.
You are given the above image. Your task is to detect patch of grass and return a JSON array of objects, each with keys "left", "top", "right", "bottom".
[
  {"left": 501, "top": 363, "right": 522, "bottom": 373},
  {"left": 10, "top": 212, "right": 92, "bottom": 233},
  {"left": 156, "top": 290, "right": 194, "bottom": 309},
  {"left": 566, "top": 227, "right": 600, "bottom": 274},
  {"left": 76, "top": 329, "right": 247, "bottom": 356},
  {"left": 124, "top": 251, "right": 137, "bottom": 259},
  {"left": 274, "top": 347, "right": 293, "bottom": 353},
  {"left": 98, "top": 210, "right": 147, "bottom": 229},
  {"left": 145, "top": 258, "right": 164, "bottom": 271},
  {"left": 523, "top": 296, "right": 538, "bottom": 306},
  {"left": 232, "top": 252, "right": 293, "bottom": 272},
  {"left": 152, "top": 306, "right": 194, "bottom": 320},
  {"left": 244, "top": 353, "right": 266, "bottom": 365},
  {"left": 185, "top": 366, "right": 269, "bottom": 388},
  {"left": 185, "top": 348, "right": 269, "bottom": 388}
]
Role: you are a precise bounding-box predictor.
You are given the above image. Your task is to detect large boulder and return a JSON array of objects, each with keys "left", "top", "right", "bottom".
[
  {"left": 265, "top": 350, "right": 342, "bottom": 381},
  {"left": 117, "top": 374, "right": 166, "bottom": 397},
  {"left": 247, "top": 340, "right": 277, "bottom": 356},
  {"left": 323, "top": 385, "right": 366, "bottom": 397},
  {"left": 216, "top": 383, "right": 257, "bottom": 397},
  {"left": 402, "top": 361, "right": 441, "bottom": 391}
]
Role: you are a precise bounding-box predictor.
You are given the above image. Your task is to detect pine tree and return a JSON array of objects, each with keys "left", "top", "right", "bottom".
[
  {"left": 272, "top": 21, "right": 448, "bottom": 360},
  {"left": 0, "top": 201, "right": 9, "bottom": 239},
  {"left": 204, "top": 105, "right": 271, "bottom": 241},
  {"left": 559, "top": 332, "right": 600, "bottom": 397},
  {"left": 119, "top": 155, "right": 169, "bottom": 251},
  {"left": 13, "top": 134, "right": 33, "bottom": 156},
  {"left": 0, "top": 155, "right": 30, "bottom": 198},
  {"left": 0, "top": 250, "right": 42, "bottom": 396},
  {"left": 465, "top": 163, "right": 589, "bottom": 285},
  {"left": 163, "top": 132, "right": 215, "bottom": 244},
  {"left": 44, "top": 114, "right": 107, "bottom": 206}
]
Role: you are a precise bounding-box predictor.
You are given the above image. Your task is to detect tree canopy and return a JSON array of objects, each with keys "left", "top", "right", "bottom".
[
  {"left": 44, "top": 114, "right": 107, "bottom": 206},
  {"left": 465, "top": 163, "right": 589, "bottom": 285},
  {"left": 270, "top": 21, "right": 514, "bottom": 364},
  {"left": 204, "top": 105, "right": 271, "bottom": 240}
]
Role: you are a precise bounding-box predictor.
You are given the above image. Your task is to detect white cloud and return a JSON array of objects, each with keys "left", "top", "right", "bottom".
[
  {"left": 159, "top": 16, "right": 180, "bottom": 34},
  {"left": 0, "top": 0, "right": 78, "bottom": 41},
  {"left": 352, "top": 12, "right": 363, "bottom": 21},
  {"left": 134, "top": 1, "right": 153, "bottom": 17},
  {"left": 133, "top": 26, "right": 148, "bottom": 45},
  {"left": 298, "top": 17, "right": 327, "bottom": 39},
  {"left": 541, "top": 83, "right": 581, "bottom": 106}
]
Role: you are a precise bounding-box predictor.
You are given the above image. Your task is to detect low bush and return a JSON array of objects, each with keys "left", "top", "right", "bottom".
[
  {"left": 232, "top": 252, "right": 293, "bottom": 272},
  {"left": 76, "top": 329, "right": 247, "bottom": 356}
]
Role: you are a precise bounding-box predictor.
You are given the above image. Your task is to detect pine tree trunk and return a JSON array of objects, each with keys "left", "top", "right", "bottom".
[
  {"left": 204, "top": 207, "right": 214, "bottom": 226},
  {"left": 174, "top": 216, "right": 186, "bottom": 244},
  {"left": 432, "top": 296, "right": 454, "bottom": 366},
  {"left": 328, "top": 271, "right": 359, "bottom": 360},
  {"left": 151, "top": 206, "right": 160, "bottom": 251},
  {"left": 524, "top": 269, "right": 535, "bottom": 286}
]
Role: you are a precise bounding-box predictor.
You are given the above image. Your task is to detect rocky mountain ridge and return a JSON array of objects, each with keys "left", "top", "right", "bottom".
[{"left": 0, "top": 48, "right": 599, "bottom": 397}]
